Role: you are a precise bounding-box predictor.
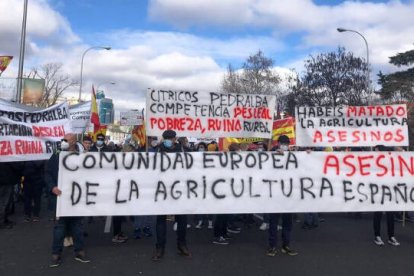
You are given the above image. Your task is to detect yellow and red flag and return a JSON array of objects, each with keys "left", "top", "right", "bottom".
[
  {"left": 0, "top": 56, "right": 13, "bottom": 74},
  {"left": 88, "top": 86, "right": 107, "bottom": 140},
  {"left": 272, "top": 117, "right": 296, "bottom": 146},
  {"left": 132, "top": 121, "right": 146, "bottom": 146}
]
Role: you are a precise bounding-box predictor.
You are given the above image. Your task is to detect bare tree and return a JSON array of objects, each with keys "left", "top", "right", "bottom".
[{"left": 28, "top": 63, "right": 77, "bottom": 107}]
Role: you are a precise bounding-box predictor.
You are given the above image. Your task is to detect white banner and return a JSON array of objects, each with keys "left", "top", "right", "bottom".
[
  {"left": 120, "top": 110, "right": 143, "bottom": 126},
  {"left": 146, "top": 89, "right": 276, "bottom": 139},
  {"left": 69, "top": 101, "right": 91, "bottom": 134},
  {"left": 295, "top": 105, "right": 409, "bottom": 147},
  {"left": 57, "top": 151, "right": 414, "bottom": 216},
  {"left": 0, "top": 99, "right": 72, "bottom": 162}
]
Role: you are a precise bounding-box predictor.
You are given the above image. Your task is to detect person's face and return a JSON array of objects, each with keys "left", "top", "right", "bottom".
[
  {"left": 63, "top": 134, "right": 77, "bottom": 150},
  {"left": 83, "top": 140, "right": 92, "bottom": 150}
]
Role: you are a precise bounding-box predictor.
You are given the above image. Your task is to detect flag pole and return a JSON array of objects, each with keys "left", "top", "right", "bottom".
[{"left": 16, "top": 0, "right": 28, "bottom": 103}]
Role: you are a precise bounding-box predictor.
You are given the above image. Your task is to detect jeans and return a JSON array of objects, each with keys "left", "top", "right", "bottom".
[
  {"left": 0, "top": 185, "right": 13, "bottom": 224},
  {"left": 268, "top": 213, "right": 293, "bottom": 248},
  {"left": 52, "top": 217, "right": 84, "bottom": 255},
  {"left": 112, "top": 216, "right": 124, "bottom": 236},
  {"left": 213, "top": 215, "right": 228, "bottom": 237},
  {"left": 373, "top": 212, "right": 395, "bottom": 238},
  {"left": 156, "top": 215, "right": 187, "bottom": 249},
  {"left": 134, "top": 216, "right": 154, "bottom": 229},
  {"left": 23, "top": 182, "right": 43, "bottom": 217},
  {"left": 304, "top": 213, "right": 319, "bottom": 226}
]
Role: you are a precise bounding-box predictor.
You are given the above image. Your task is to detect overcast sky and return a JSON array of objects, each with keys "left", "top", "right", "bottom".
[{"left": 1, "top": 0, "right": 413, "bottom": 113}]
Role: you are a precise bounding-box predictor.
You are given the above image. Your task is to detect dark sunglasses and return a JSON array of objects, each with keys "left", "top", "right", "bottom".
[
  {"left": 97, "top": 138, "right": 105, "bottom": 141},
  {"left": 61, "top": 139, "right": 68, "bottom": 142}
]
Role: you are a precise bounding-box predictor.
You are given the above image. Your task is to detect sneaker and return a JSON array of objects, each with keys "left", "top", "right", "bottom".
[
  {"left": 227, "top": 226, "right": 241, "bottom": 234},
  {"left": 213, "top": 236, "right": 229, "bottom": 245},
  {"left": 281, "top": 246, "right": 298, "bottom": 256},
  {"left": 64, "top": 237, "right": 73, "bottom": 247},
  {"left": 143, "top": 226, "right": 153, "bottom": 237},
  {"left": 112, "top": 235, "right": 127, "bottom": 243},
  {"left": 24, "top": 216, "right": 31, "bottom": 223},
  {"left": 388, "top": 237, "right": 400, "bottom": 246},
  {"left": 32, "top": 217, "right": 40, "bottom": 222},
  {"left": 222, "top": 233, "right": 233, "bottom": 240},
  {"left": 49, "top": 255, "right": 61, "bottom": 268},
  {"left": 74, "top": 252, "right": 91, "bottom": 263},
  {"left": 195, "top": 220, "right": 203, "bottom": 229},
  {"left": 374, "top": 236, "right": 384, "bottom": 246},
  {"left": 266, "top": 247, "right": 277, "bottom": 257},
  {"left": 173, "top": 222, "right": 177, "bottom": 231},
  {"left": 187, "top": 224, "right": 191, "bottom": 229},
  {"left": 259, "top": 222, "right": 269, "bottom": 231},
  {"left": 117, "top": 232, "right": 128, "bottom": 241},
  {"left": 152, "top": 248, "right": 164, "bottom": 261},
  {"left": 208, "top": 220, "right": 213, "bottom": 229},
  {"left": 177, "top": 244, "right": 191, "bottom": 257},
  {"left": 134, "top": 228, "right": 141, "bottom": 239}
]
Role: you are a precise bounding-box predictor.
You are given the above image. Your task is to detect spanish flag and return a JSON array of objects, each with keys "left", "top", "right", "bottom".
[
  {"left": 272, "top": 117, "right": 296, "bottom": 145},
  {"left": 0, "top": 56, "right": 13, "bottom": 75},
  {"left": 89, "top": 86, "right": 106, "bottom": 140},
  {"left": 132, "top": 122, "right": 146, "bottom": 146}
]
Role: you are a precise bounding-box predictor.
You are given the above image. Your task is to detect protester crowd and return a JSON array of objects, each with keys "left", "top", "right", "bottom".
[{"left": 0, "top": 130, "right": 411, "bottom": 268}]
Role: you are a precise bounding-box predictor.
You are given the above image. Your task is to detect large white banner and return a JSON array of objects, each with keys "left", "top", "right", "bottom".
[
  {"left": 69, "top": 101, "right": 91, "bottom": 134},
  {"left": 146, "top": 89, "right": 276, "bottom": 139},
  {"left": 0, "top": 99, "right": 72, "bottom": 162},
  {"left": 57, "top": 151, "right": 414, "bottom": 216},
  {"left": 295, "top": 104, "right": 409, "bottom": 147}
]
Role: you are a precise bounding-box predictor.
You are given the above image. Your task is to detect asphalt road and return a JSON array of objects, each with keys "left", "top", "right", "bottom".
[{"left": 1, "top": 205, "right": 414, "bottom": 276}]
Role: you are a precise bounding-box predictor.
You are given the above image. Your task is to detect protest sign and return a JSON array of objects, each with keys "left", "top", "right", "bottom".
[
  {"left": 146, "top": 89, "right": 276, "bottom": 139},
  {"left": 295, "top": 105, "right": 409, "bottom": 147},
  {"left": 69, "top": 101, "right": 91, "bottom": 134},
  {"left": 0, "top": 99, "right": 72, "bottom": 162},
  {"left": 57, "top": 151, "right": 414, "bottom": 216},
  {"left": 120, "top": 110, "right": 143, "bottom": 126}
]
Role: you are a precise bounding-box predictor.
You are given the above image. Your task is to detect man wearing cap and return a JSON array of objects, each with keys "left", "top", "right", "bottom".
[
  {"left": 267, "top": 135, "right": 298, "bottom": 257},
  {"left": 152, "top": 129, "right": 191, "bottom": 261}
]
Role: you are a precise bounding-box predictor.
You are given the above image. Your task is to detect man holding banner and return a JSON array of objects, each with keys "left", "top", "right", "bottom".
[
  {"left": 152, "top": 130, "right": 191, "bottom": 261},
  {"left": 46, "top": 133, "right": 90, "bottom": 267}
]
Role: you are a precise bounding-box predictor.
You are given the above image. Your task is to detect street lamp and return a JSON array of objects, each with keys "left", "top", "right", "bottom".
[
  {"left": 337, "top": 28, "right": 371, "bottom": 104},
  {"left": 78, "top": 46, "right": 111, "bottom": 102}
]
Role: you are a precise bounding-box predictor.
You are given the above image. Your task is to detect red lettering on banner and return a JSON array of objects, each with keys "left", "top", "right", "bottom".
[
  {"left": 233, "top": 107, "right": 271, "bottom": 119},
  {"left": 313, "top": 129, "right": 406, "bottom": 144},
  {"left": 323, "top": 154, "right": 414, "bottom": 177},
  {"left": 15, "top": 140, "right": 43, "bottom": 154},
  {"left": 346, "top": 105, "right": 406, "bottom": 117},
  {"left": 313, "top": 131, "right": 323, "bottom": 143},
  {"left": 150, "top": 117, "right": 205, "bottom": 133},
  {"left": 0, "top": 141, "right": 13, "bottom": 155},
  {"left": 33, "top": 125, "right": 65, "bottom": 137},
  {"left": 207, "top": 119, "right": 241, "bottom": 132}
]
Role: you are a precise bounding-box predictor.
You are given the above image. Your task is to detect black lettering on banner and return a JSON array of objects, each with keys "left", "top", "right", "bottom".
[
  {"left": 357, "top": 183, "right": 368, "bottom": 202},
  {"left": 212, "top": 179, "right": 226, "bottom": 199},
  {"left": 100, "top": 152, "right": 118, "bottom": 169},
  {"left": 245, "top": 153, "right": 256, "bottom": 168},
  {"left": 258, "top": 152, "right": 269, "bottom": 169},
  {"left": 160, "top": 152, "right": 171, "bottom": 172},
  {"left": 129, "top": 180, "right": 139, "bottom": 200},
  {"left": 230, "top": 152, "right": 242, "bottom": 170},
  {"left": 410, "top": 187, "right": 414, "bottom": 202},
  {"left": 248, "top": 177, "right": 260, "bottom": 197},
  {"left": 187, "top": 180, "right": 198, "bottom": 199},
  {"left": 171, "top": 180, "right": 182, "bottom": 199},
  {"left": 173, "top": 153, "right": 184, "bottom": 169},
  {"left": 83, "top": 154, "right": 96, "bottom": 169},
  {"left": 272, "top": 153, "right": 284, "bottom": 169},
  {"left": 63, "top": 152, "right": 80, "bottom": 171},
  {"left": 262, "top": 179, "right": 274, "bottom": 198},
  {"left": 369, "top": 183, "right": 379, "bottom": 204},
  {"left": 320, "top": 178, "right": 333, "bottom": 197},
  {"left": 231, "top": 178, "right": 244, "bottom": 198},
  {"left": 86, "top": 182, "right": 99, "bottom": 205},
  {"left": 381, "top": 185, "right": 392, "bottom": 204},
  {"left": 203, "top": 152, "right": 215, "bottom": 168},
  {"left": 203, "top": 176, "right": 207, "bottom": 199},
  {"left": 343, "top": 181, "right": 355, "bottom": 202},
  {"left": 300, "top": 177, "right": 315, "bottom": 199},
  {"left": 286, "top": 152, "right": 298, "bottom": 169},
  {"left": 138, "top": 153, "right": 149, "bottom": 169},
  {"left": 155, "top": 181, "right": 167, "bottom": 201},
  {"left": 71, "top": 182, "right": 82, "bottom": 205},
  {"left": 122, "top": 152, "right": 135, "bottom": 169},
  {"left": 184, "top": 152, "right": 194, "bottom": 169},
  {"left": 394, "top": 183, "right": 407, "bottom": 203},
  {"left": 115, "top": 179, "right": 127, "bottom": 204},
  {"left": 281, "top": 179, "right": 293, "bottom": 197}
]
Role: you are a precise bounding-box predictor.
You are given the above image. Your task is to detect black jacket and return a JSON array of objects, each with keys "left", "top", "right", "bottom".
[{"left": 0, "top": 162, "right": 23, "bottom": 186}]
